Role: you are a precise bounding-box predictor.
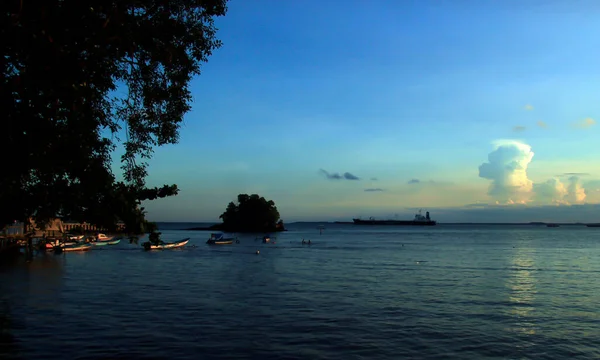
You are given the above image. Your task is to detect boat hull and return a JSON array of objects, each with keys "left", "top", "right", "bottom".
[
  {"left": 352, "top": 219, "right": 437, "bottom": 226},
  {"left": 144, "top": 238, "right": 190, "bottom": 250},
  {"left": 62, "top": 244, "right": 92, "bottom": 252},
  {"left": 206, "top": 239, "right": 234, "bottom": 245},
  {"left": 92, "top": 239, "right": 120, "bottom": 246}
]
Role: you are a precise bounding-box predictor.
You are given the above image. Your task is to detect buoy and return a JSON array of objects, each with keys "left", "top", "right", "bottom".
[{"left": 256, "top": 250, "right": 260, "bottom": 254}]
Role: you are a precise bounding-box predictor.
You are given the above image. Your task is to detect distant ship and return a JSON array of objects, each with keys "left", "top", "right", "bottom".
[{"left": 352, "top": 210, "right": 437, "bottom": 226}]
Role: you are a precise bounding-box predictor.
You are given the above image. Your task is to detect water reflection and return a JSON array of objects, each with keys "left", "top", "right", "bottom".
[
  {"left": 506, "top": 247, "right": 537, "bottom": 336},
  {"left": 0, "top": 255, "right": 64, "bottom": 316},
  {"left": 0, "top": 301, "right": 20, "bottom": 359}
]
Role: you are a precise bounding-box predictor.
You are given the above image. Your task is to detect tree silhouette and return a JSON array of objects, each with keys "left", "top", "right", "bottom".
[
  {"left": 0, "top": 0, "right": 228, "bottom": 231},
  {"left": 218, "top": 194, "right": 284, "bottom": 232}
]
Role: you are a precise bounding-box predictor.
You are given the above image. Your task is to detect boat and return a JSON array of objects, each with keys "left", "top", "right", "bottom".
[
  {"left": 92, "top": 238, "right": 121, "bottom": 246},
  {"left": 143, "top": 238, "right": 190, "bottom": 250},
  {"left": 96, "top": 233, "right": 114, "bottom": 242},
  {"left": 66, "top": 234, "right": 84, "bottom": 241},
  {"left": 353, "top": 210, "right": 437, "bottom": 226},
  {"left": 206, "top": 233, "right": 236, "bottom": 245},
  {"left": 61, "top": 243, "right": 92, "bottom": 252}
]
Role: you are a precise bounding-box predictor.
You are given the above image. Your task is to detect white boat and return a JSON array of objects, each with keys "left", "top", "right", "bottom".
[{"left": 143, "top": 238, "right": 190, "bottom": 250}]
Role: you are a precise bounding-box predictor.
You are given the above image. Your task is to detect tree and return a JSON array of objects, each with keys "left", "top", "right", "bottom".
[
  {"left": 218, "top": 194, "right": 284, "bottom": 232},
  {"left": 0, "top": 0, "right": 228, "bottom": 231}
]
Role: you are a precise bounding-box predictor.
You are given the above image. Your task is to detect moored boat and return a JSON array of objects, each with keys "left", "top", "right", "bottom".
[
  {"left": 96, "top": 233, "right": 114, "bottom": 242},
  {"left": 61, "top": 243, "right": 92, "bottom": 252},
  {"left": 206, "top": 233, "right": 236, "bottom": 245},
  {"left": 92, "top": 238, "right": 120, "bottom": 246},
  {"left": 143, "top": 238, "right": 190, "bottom": 250}
]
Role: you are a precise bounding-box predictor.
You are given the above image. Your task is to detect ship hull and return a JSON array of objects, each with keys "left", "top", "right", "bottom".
[{"left": 352, "top": 219, "right": 437, "bottom": 226}]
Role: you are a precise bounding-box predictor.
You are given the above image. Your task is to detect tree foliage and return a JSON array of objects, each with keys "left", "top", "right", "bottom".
[
  {"left": 0, "top": 0, "right": 228, "bottom": 231},
  {"left": 218, "top": 194, "right": 284, "bottom": 232}
]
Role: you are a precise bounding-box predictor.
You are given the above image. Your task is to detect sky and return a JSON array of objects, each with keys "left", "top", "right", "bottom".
[{"left": 128, "top": 0, "right": 600, "bottom": 223}]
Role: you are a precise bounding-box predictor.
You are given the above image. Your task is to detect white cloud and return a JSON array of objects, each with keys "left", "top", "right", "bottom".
[
  {"left": 478, "top": 140, "right": 534, "bottom": 204},
  {"left": 532, "top": 178, "right": 568, "bottom": 205},
  {"left": 565, "top": 176, "right": 586, "bottom": 204},
  {"left": 536, "top": 120, "right": 547, "bottom": 128},
  {"left": 573, "top": 118, "right": 596, "bottom": 129}
]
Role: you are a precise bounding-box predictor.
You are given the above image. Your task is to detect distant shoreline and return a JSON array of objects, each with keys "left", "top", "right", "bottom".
[{"left": 156, "top": 221, "right": 600, "bottom": 229}]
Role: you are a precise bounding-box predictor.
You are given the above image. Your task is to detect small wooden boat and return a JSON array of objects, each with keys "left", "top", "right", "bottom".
[
  {"left": 96, "top": 233, "right": 114, "bottom": 242},
  {"left": 92, "top": 238, "right": 120, "bottom": 246},
  {"left": 143, "top": 238, "right": 190, "bottom": 250},
  {"left": 61, "top": 243, "right": 92, "bottom": 252},
  {"left": 206, "top": 233, "right": 237, "bottom": 245}
]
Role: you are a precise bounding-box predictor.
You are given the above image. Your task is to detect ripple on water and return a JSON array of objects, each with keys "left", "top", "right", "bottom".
[{"left": 1, "top": 226, "right": 600, "bottom": 359}]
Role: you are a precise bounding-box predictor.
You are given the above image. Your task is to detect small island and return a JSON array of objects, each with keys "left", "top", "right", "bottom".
[{"left": 186, "top": 194, "right": 286, "bottom": 233}]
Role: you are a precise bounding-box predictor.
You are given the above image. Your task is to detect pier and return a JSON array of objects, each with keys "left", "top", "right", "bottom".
[{"left": 0, "top": 219, "right": 125, "bottom": 260}]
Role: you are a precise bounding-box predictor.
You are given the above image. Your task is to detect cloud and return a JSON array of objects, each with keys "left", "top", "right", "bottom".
[
  {"left": 524, "top": 104, "right": 534, "bottom": 111},
  {"left": 564, "top": 176, "right": 586, "bottom": 204},
  {"left": 536, "top": 121, "right": 547, "bottom": 128},
  {"left": 319, "top": 169, "right": 360, "bottom": 181},
  {"left": 407, "top": 178, "right": 452, "bottom": 186},
  {"left": 513, "top": 126, "right": 526, "bottom": 132},
  {"left": 532, "top": 178, "right": 568, "bottom": 205},
  {"left": 558, "top": 172, "right": 590, "bottom": 177},
  {"left": 478, "top": 140, "right": 534, "bottom": 204},
  {"left": 370, "top": 177, "right": 378, "bottom": 181},
  {"left": 364, "top": 188, "right": 384, "bottom": 192},
  {"left": 573, "top": 118, "right": 596, "bottom": 129}
]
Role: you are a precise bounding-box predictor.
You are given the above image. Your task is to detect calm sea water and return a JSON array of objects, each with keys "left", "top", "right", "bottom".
[{"left": 1, "top": 223, "right": 600, "bottom": 359}]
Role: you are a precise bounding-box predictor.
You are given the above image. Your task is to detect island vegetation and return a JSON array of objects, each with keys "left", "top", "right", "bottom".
[
  {"left": 1, "top": 0, "right": 229, "bottom": 235},
  {"left": 188, "top": 194, "right": 285, "bottom": 233}
]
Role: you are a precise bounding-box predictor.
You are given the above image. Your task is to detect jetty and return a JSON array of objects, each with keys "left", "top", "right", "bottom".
[{"left": 0, "top": 218, "right": 125, "bottom": 259}]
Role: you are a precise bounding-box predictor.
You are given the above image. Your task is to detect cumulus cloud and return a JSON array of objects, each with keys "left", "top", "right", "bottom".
[
  {"left": 532, "top": 176, "right": 586, "bottom": 205},
  {"left": 536, "top": 121, "right": 547, "bottom": 128},
  {"left": 479, "top": 141, "right": 589, "bottom": 206},
  {"left": 532, "top": 178, "right": 568, "bottom": 205},
  {"left": 364, "top": 188, "right": 384, "bottom": 192},
  {"left": 319, "top": 169, "right": 360, "bottom": 181},
  {"left": 573, "top": 118, "right": 596, "bottom": 129},
  {"left": 565, "top": 176, "right": 586, "bottom": 204},
  {"left": 524, "top": 104, "right": 534, "bottom": 111},
  {"left": 478, "top": 140, "right": 534, "bottom": 204},
  {"left": 513, "top": 126, "right": 526, "bottom": 132}
]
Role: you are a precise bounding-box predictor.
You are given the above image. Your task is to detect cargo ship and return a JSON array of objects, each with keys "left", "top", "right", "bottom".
[{"left": 352, "top": 210, "right": 437, "bottom": 226}]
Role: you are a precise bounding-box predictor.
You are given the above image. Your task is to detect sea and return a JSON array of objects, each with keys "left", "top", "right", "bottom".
[{"left": 1, "top": 222, "right": 599, "bottom": 359}]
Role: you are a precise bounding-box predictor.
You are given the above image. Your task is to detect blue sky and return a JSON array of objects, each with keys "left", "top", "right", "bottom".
[{"left": 128, "top": 0, "right": 600, "bottom": 222}]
